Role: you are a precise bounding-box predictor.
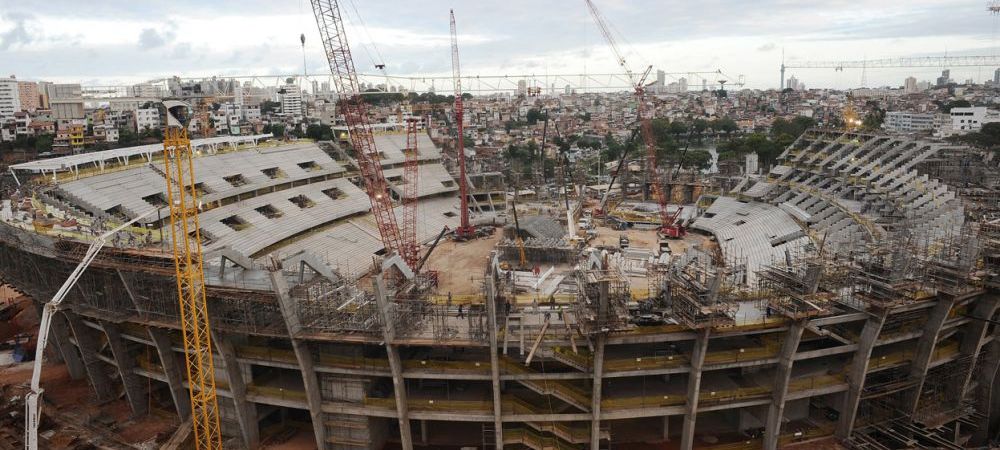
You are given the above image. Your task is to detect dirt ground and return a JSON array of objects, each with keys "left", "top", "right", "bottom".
[
  {"left": 0, "top": 360, "right": 178, "bottom": 448},
  {"left": 422, "top": 231, "right": 502, "bottom": 295}
]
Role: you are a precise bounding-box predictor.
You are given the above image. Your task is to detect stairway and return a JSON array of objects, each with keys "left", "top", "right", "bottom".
[{"left": 502, "top": 356, "right": 591, "bottom": 411}]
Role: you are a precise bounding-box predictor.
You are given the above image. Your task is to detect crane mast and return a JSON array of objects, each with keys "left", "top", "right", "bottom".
[
  {"left": 584, "top": 0, "right": 683, "bottom": 237},
  {"left": 402, "top": 117, "right": 420, "bottom": 267},
  {"left": 310, "top": 0, "right": 404, "bottom": 254},
  {"left": 162, "top": 101, "right": 224, "bottom": 449},
  {"left": 451, "top": 9, "right": 475, "bottom": 238}
]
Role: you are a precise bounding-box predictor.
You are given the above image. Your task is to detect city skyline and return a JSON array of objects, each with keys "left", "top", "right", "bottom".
[{"left": 1, "top": 0, "right": 998, "bottom": 90}]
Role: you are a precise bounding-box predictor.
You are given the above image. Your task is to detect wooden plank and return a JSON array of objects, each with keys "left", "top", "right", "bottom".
[{"left": 525, "top": 318, "right": 550, "bottom": 365}]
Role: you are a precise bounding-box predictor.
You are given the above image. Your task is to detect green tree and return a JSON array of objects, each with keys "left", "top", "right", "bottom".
[
  {"left": 260, "top": 100, "right": 281, "bottom": 115},
  {"left": 526, "top": 108, "right": 547, "bottom": 125},
  {"left": 118, "top": 127, "right": 138, "bottom": 146},
  {"left": 306, "top": 124, "right": 334, "bottom": 141},
  {"left": 940, "top": 99, "right": 971, "bottom": 113},
  {"left": 34, "top": 134, "right": 53, "bottom": 153},
  {"left": 680, "top": 149, "right": 713, "bottom": 171}
]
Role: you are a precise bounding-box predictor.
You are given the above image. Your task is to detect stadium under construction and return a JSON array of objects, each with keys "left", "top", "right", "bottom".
[{"left": 0, "top": 125, "right": 998, "bottom": 450}]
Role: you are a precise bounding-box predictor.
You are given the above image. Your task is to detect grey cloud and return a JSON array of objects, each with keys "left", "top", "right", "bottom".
[
  {"left": 0, "top": 13, "right": 34, "bottom": 50},
  {"left": 138, "top": 28, "right": 174, "bottom": 49},
  {"left": 758, "top": 43, "right": 776, "bottom": 52}
]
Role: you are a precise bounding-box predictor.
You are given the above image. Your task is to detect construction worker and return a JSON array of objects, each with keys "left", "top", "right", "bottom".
[{"left": 458, "top": 303, "right": 465, "bottom": 319}]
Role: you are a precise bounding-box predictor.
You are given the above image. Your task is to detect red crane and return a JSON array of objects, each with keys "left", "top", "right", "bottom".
[
  {"left": 584, "top": 0, "right": 685, "bottom": 238},
  {"left": 451, "top": 9, "right": 475, "bottom": 239},
  {"left": 311, "top": 0, "right": 404, "bottom": 255},
  {"left": 401, "top": 117, "right": 420, "bottom": 267}
]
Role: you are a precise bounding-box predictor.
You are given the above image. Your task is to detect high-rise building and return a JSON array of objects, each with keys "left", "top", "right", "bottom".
[
  {"left": 311, "top": 80, "right": 320, "bottom": 95},
  {"left": 281, "top": 82, "right": 303, "bottom": 119},
  {"left": 321, "top": 81, "right": 331, "bottom": 93},
  {"left": 936, "top": 69, "right": 951, "bottom": 87},
  {"left": 0, "top": 76, "right": 20, "bottom": 118},
  {"left": 787, "top": 75, "right": 801, "bottom": 91},
  {"left": 17, "top": 81, "right": 38, "bottom": 112},
  {"left": 564, "top": 84, "right": 572, "bottom": 95},
  {"left": 517, "top": 80, "right": 527, "bottom": 96},
  {"left": 994, "top": 68, "right": 1000, "bottom": 85},
  {"left": 904, "top": 76, "right": 918, "bottom": 94}
]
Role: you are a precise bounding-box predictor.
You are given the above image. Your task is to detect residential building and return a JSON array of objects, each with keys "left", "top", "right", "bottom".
[
  {"left": 945, "top": 106, "right": 1000, "bottom": 135},
  {"left": 280, "top": 83, "right": 303, "bottom": 119},
  {"left": 136, "top": 107, "right": 161, "bottom": 132},
  {"left": 17, "top": 81, "right": 39, "bottom": 112},
  {"left": 904, "top": 76, "right": 917, "bottom": 94},
  {"left": 0, "top": 76, "right": 20, "bottom": 118},
  {"left": 883, "top": 111, "right": 936, "bottom": 133}
]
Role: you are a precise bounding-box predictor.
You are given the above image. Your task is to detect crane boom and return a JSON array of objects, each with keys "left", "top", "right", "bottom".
[
  {"left": 451, "top": 9, "right": 474, "bottom": 238},
  {"left": 401, "top": 117, "right": 420, "bottom": 267},
  {"left": 311, "top": 0, "right": 404, "bottom": 254},
  {"left": 162, "top": 101, "right": 223, "bottom": 449},
  {"left": 24, "top": 211, "right": 154, "bottom": 450},
  {"left": 584, "top": 0, "right": 682, "bottom": 236}
]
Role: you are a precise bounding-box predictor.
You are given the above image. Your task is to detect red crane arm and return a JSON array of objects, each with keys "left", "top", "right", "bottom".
[{"left": 311, "top": 0, "right": 403, "bottom": 254}]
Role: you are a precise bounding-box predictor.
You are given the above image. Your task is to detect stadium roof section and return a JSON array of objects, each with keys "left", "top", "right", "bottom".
[{"left": 9, "top": 134, "right": 273, "bottom": 178}]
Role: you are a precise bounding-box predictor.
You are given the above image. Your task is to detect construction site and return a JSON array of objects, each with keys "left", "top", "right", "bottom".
[{"left": 1, "top": 2, "right": 1000, "bottom": 450}]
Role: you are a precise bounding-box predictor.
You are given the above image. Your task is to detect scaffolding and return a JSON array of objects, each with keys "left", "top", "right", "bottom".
[
  {"left": 574, "top": 268, "right": 630, "bottom": 335},
  {"left": 756, "top": 249, "right": 831, "bottom": 319},
  {"left": 665, "top": 250, "right": 738, "bottom": 329}
]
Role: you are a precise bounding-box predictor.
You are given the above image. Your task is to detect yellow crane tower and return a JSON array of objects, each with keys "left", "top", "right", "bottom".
[{"left": 162, "top": 101, "right": 223, "bottom": 449}]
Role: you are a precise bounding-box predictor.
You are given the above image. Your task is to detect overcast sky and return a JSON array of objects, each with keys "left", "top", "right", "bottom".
[{"left": 1, "top": 0, "right": 998, "bottom": 90}]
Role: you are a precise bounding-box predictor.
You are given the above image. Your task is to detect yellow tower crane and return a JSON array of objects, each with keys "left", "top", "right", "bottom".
[{"left": 161, "top": 101, "right": 223, "bottom": 449}]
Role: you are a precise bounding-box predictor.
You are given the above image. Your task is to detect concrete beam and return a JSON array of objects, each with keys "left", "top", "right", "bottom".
[
  {"left": 213, "top": 331, "right": 260, "bottom": 449},
  {"left": 486, "top": 275, "right": 504, "bottom": 449},
  {"left": 101, "top": 321, "right": 148, "bottom": 417},
  {"left": 269, "top": 268, "right": 328, "bottom": 450},
  {"left": 764, "top": 321, "right": 805, "bottom": 450},
  {"left": 591, "top": 335, "right": 606, "bottom": 450},
  {"left": 65, "top": 311, "right": 115, "bottom": 402},
  {"left": 50, "top": 312, "right": 85, "bottom": 380},
  {"left": 680, "top": 329, "right": 710, "bottom": 450},
  {"left": 148, "top": 327, "right": 191, "bottom": 418},
  {"left": 835, "top": 311, "right": 887, "bottom": 439},
  {"left": 903, "top": 296, "right": 955, "bottom": 416}
]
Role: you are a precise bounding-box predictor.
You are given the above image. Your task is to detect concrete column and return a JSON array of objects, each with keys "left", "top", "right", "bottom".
[
  {"left": 972, "top": 336, "right": 1000, "bottom": 446},
  {"left": 101, "top": 321, "right": 149, "bottom": 417},
  {"left": 951, "top": 295, "right": 1000, "bottom": 405},
  {"left": 485, "top": 275, "right": 504, "bottom": 449},
  {"left": 764, "top": 320, "right": 805, "bottom": 450},
  {"left": 662, "top": 416, "right": 669, "bottom": 441},
  {"left": 590, "top": 335, "right": 607, "bottom": 450},
  {"left": 148, "top": 327, "right": 191, "bottom": 418},
  {"left": 51, "top": 312, "right": 85, "bottom": 380},
  {"left": 213, "top": 331, "right": 260, "bottom": 449},
  {"left": 269, "top": 268, "right": 328, "bottom": 450},
  {"left": 680, "top": 329, "right": 710, "bottom": 450},
  {"left": 64, "top": 312, "right": 114, "bottom": 402},
  {"left": 902, "top": 296, "right": 955, "bottom": 416},
  {"left": 835, "top": 311, "right": 887, "bottom": 440},
  {"left": 372, "top": 275, "right": 414, "bottom": 450}
]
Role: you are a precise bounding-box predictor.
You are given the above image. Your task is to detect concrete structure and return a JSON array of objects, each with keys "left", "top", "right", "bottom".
[
  {"left": 1, "top": 130, "right": 999, "bottom": 450},
  {"left": 46, "top": 83, "right": 85, "bottom": 120}
]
